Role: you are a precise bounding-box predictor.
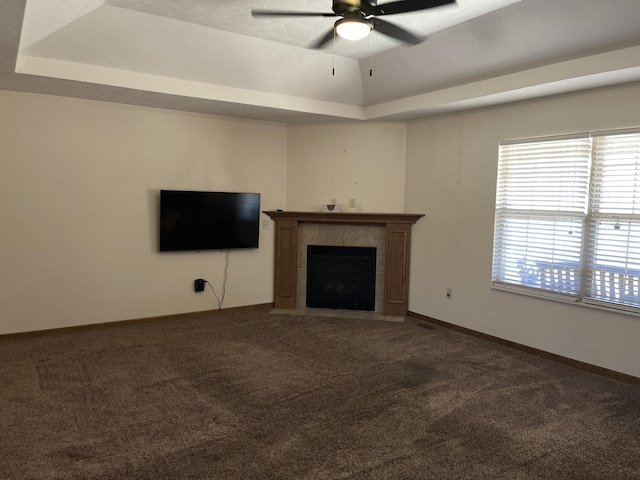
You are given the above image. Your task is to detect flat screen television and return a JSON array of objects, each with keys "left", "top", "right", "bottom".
[{"left": 159, "top": 190, "right": 260, "bottom": 252}]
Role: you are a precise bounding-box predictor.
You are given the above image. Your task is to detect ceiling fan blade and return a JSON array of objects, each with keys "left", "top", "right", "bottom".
[
  {"left": 311, "top": 29, "right": 336, "bottom": 49},
  {"left": 252, "top": 9, "right": 337, "bottom": 18},
  {"left": 372, "top": 18, "right": 421, "bottom": 44},
  {"left": 371, "top": 0, "right": 456, "bottom": 16},
  {"left": 360, "top": 0, "right": 379, "bottom": 16}
]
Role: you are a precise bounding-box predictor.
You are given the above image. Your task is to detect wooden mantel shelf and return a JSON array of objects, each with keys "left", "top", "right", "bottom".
[
  {"left": 263, "top": 211, "right": 424, "bottom": 225},
  {"left": 264, "top": 210, "right": 425, "bottom": 316}
]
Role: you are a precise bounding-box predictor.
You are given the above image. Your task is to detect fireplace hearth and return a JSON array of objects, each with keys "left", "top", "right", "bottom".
[{"left": 306, "top": 245, "right": 377, "bottom": 311}]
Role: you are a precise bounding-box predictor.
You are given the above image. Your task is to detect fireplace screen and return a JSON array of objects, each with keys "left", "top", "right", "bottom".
[{"left": 306, "top": 245, "right": 377, "bottom": 311}]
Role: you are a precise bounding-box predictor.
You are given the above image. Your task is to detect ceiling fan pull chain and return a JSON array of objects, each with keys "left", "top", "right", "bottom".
[
  {"left": 369, "top": 26, "right": 373, "bottom": 76},
  {"left": 332, "top": 28, "right": 336, "bottom": 76}
]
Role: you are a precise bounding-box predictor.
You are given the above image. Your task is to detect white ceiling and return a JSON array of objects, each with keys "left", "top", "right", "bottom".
[{"left": 1, "top": 0, "right": 640, "bottom": 123}]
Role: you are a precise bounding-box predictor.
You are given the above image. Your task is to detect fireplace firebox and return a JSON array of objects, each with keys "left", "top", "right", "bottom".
[{"left": 306, "top": 245, "right": 377, "bottom": 311}]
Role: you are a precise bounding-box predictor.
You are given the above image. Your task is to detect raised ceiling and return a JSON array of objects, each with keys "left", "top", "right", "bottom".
[{"left": 1, "top": 0, "right": 640, "bottom": 123}]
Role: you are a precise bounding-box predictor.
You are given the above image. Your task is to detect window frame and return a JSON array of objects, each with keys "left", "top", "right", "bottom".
[{"left": 492, "top": 128, "right": 640, "bottom": 317}]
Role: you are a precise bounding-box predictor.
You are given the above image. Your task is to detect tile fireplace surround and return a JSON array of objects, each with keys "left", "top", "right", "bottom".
[{"left": 264, "top": 211, "right": 424, "bottom": 317}]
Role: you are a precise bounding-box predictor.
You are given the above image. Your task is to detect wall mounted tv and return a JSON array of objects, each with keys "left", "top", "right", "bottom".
[{"left": 159, "top": 190, "right": 260, "bottom": 252}]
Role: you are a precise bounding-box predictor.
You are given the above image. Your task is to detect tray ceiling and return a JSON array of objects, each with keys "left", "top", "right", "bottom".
[{"left": 1, "top": 0, "right": 640, "bottom": 123}]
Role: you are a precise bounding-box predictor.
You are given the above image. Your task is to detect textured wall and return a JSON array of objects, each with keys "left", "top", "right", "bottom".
[
  {"left": 0, "top": 90, "right": 287, "bottom": 334},
  {"left": 405, "top": 82, "right": 640, "bottom": 378},
  {"left": 286, "top": 123, "right": 407, "bottom": 213}
]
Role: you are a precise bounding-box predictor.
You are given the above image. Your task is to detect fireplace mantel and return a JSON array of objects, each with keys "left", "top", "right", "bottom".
[
  {"left": 264, "top": 211, "right": 425, "bottom": 316},
  {"left": 263, "top": 211, "right": 424, "bottom": 225}
]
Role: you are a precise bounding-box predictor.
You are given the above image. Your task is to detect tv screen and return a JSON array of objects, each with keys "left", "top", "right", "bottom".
[{"left": 159, "top": 190, "right": 260, "bottom": 252}]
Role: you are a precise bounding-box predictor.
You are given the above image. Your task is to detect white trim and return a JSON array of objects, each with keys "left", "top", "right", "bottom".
[
  {"left": 500, "top": 132, "right": 590, "bottom": 146},
  {"left": 492, "top": 283, "right": 640, "bottom": 318},
  {"left": 500, "top": 127, "right": 640, "bottom": 146},
  {"left": 591, "top": 127, "right": 640, "bottom": 138},
  {"left": 491, "top": 282, "right": 578, "bottom": 303}
]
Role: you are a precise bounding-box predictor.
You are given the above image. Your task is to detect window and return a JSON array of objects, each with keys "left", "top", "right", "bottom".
[{"left": 492, "top": 129, "right": 640, "bottom": 314}]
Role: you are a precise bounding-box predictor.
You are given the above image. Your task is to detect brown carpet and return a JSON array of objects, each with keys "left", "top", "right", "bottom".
[{"left": 1, "top": 305, "right": 639, "bottom": 479}]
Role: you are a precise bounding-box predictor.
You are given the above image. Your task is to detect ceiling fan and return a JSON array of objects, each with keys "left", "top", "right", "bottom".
[{"left": 251, "top": 0, "right": 457, "bottom": 49}]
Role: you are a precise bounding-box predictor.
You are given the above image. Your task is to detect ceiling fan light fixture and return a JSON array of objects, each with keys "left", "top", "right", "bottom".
[{"left": 335, "top": 17, "right": 372, "bottom": 41}]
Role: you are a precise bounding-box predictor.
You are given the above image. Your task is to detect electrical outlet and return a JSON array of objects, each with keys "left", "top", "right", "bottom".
[
  {"left": 262, "top": 219, "right": 269, "bottom": 230},
  {"left": 446, "top": 287, "right": 452, "bottom": 298},
  {"left": 194, "top": 279, "right": 206, "bottom": 292},
  {"left": 349, "top": 198, "right": 356, "bottom": 208}
]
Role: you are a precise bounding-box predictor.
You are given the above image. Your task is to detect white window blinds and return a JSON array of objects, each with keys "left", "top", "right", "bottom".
[
  {"left": 492, "top": 129, "right": 640, "bottom": 314},
  {"left": 586, "top": 132, "right": 640, "bottom": 308},
  {"left": 492, "top": 137, "right": 591, "bottom": 297}
]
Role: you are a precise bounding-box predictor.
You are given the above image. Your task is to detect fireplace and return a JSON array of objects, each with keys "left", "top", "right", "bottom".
[
  {"left": 263, "top": 211, "right": 424, "bottom": 316},
  {"left": 306, "top": 245, "right": 377, "bottom": 311}
]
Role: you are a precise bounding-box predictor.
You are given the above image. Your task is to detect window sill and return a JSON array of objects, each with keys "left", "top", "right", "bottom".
[{"left": 491, "top": 283, "right": 640, "bottom": 319}]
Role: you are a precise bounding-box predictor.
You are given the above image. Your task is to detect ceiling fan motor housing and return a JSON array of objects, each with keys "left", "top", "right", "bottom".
[{"left": 333, "top": 0, "right": 376, "bottom": 16}]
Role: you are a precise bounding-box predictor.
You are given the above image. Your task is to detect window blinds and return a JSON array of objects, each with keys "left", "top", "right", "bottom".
[
  {"left": 493, "top": 129, "right": 640, "bottom": 313},
  {"left": 586, "top": 132, "right": 640, "bottom": 308},
  {"left": 492, "top": 137, "right": 591, "bottom": 296}
]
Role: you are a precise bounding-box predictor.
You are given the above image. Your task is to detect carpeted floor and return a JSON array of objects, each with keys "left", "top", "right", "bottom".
[{"left": 1, "top": 305, "right": 639, "bottom": 479}]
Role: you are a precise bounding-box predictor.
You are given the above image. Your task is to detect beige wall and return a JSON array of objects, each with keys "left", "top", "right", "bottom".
[
  {"left": 405, "top": 82, "right": 640, "bottom": 378},
  {"left": 0, "top": 90, "right": 287, "bottom": 335},
  {"left": 286, "top": 123, "right": 406, "bottom": 213},
  {"left": 3, "top": 83, "right": 640, "bottom": 378}
]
